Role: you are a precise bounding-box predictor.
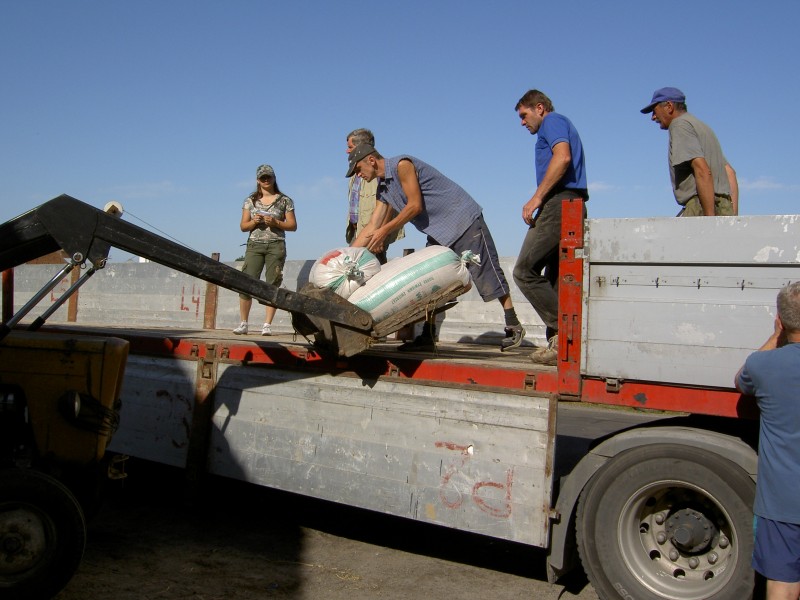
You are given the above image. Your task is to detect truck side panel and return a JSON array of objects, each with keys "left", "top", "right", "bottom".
[
  {"left": 110, "top": 354, "right": 556, "bottom": 547},
  {"left": 108, "top": 356, "right": 198, "bottom": 468},
  {"left": 207, "top": 364, "right": 555, "bottom": 546},
  {"left": 585, "top": 215, "right": 800, "bottom": 388}
]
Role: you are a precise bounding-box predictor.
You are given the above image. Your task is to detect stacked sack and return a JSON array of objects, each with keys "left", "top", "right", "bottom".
[
  {"left": 309, "top": 247, "right": 382, "bottom": 299},
  {"left": 348, "top": 245, "right": 477, "bottom": 323}
]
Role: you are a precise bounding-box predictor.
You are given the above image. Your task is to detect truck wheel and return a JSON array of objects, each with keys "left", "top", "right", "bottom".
[
  {"left": 0, "top": 469, "right": 87, "bottom": 600},
  {"left": 576, "top": 444, "right": 755, "bottom": 600}
]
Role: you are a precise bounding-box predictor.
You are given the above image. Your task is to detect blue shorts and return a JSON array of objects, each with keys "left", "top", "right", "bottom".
[
  {"left": 753, "top": 515, "right": 800, "bottom": 582},
  {"left": 428, "top": 214, "right": 510, "bottom": 302}
]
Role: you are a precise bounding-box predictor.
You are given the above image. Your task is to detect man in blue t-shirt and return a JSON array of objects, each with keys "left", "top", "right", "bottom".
[
  {"left": 514, "top": 90, "right": 588, "bottom": 365},
  {"left": 736, "top": 281, "right": 800, "bottom": 599}
]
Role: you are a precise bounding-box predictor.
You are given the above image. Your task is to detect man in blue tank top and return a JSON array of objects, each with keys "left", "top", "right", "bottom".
[
  {"left": 346, "top": 143, "right": 525, "bottom": 352},
  {"left": 514, "top": 89, "right": 588, "bottom": 366},
  {"left": 736, "top": 281, "right": 800, "bottom": 599}
]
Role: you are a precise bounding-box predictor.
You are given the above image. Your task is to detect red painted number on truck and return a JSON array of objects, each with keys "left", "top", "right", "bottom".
[{"left": 435, "top": 441, "right": 513, "bottom": 518}]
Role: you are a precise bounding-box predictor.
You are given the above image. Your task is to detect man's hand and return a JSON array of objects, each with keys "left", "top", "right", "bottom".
[
  {"left": 366, "top": 226, "right": 389, "bottom": 254},
  {"left": 735, "top": 316, "right": 785, "bottom": 390},
  {"left": 522, "top": 197, "right": 542, "bottom": 225},
  {"left": 770, "top": 317, "right": 786, "bottom": 349},
  {"left": 756, "top": 317, "right": 784, "bottom": 352},
  {"left": 523, "top": 142, "right": 570, "bottom": 225}
]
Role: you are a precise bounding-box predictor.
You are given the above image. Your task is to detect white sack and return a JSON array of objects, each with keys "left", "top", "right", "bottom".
[
  {"left": 348, "top": 245, "right": 477, "bottom": 322},
  {"left": 309, "top": 247, "right": 382, "bottom": 299}
]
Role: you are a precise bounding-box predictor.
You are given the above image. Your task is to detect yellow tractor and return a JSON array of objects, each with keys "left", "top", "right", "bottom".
[{"left": 0, "top": 331, "right": 127, "bottom": 600}]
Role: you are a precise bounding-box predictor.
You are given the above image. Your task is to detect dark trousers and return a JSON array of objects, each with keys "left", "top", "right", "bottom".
[{"left": 512, "top": 192, "right": 585, "bottom": 339}]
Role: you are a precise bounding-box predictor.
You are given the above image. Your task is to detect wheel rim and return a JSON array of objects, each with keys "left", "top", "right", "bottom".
[
  {"left": 617, "top": 479, "right": 738, "bottom": 599},
  {"left": 0, "top": 503, "right": 54, "bottom": 581}
]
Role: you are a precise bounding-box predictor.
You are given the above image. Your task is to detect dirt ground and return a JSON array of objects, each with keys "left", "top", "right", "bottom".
[{"left": 54, "top": 460, "right": 599, "bottom": 600}]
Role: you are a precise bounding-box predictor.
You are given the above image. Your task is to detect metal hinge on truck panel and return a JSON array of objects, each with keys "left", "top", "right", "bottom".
[
  {"left": 184, "top": 343, "right": 218, "bottom": 490},
  {"left": 524, "top": 373, "right": 537, "bottom": 390}
]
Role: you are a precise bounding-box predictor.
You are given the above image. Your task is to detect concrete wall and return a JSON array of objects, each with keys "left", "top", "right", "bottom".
[{"left": 9, "top": 257, "right": 546, "bottom": 347}]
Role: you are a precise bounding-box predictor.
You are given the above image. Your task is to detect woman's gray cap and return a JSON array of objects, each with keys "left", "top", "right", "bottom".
[{"left": 256, "top": 164, "right": 275, "bottom": 178}]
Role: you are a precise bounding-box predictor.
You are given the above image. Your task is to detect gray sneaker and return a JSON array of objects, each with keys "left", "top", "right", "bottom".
[
  {"left": 501, "top": 324, "right": 526, "bottom": 351},
  {"left": 261, "top": 323, "right": 272, "bottom": 336},
  {"left": 232, "top": 321, "right": 248, "bottom": 335},
  {"left": 530, "top": 334, "right": 558, "bottom": 366}
]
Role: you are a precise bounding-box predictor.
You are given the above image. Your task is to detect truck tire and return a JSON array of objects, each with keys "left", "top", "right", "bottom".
[
  {"left": 576, "top": 444, "right": 755, "bottom": 600},
  {"left": 0, "top": 469, "right": 87, "bottom": 600}
]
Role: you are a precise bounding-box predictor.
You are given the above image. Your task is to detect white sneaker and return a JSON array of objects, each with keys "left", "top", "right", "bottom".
[
  {"left": 261, "top": 323, "right": 272, "bottom": 336},
  {"left": 530, "top": 334, "right": 558, "bottom": 366},
  {"left": 232, "top": 321, "right": 248, "bottom": 335}
]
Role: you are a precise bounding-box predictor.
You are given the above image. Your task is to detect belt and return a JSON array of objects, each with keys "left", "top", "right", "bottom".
[
  {"left": 248, "top": 238, "right": 285, "bottom": 244},
  {"left": 683, "top": 194, "right": 732, "bottom": 204}
]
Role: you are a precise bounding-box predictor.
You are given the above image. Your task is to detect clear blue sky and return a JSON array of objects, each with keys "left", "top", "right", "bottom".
[{"left": 1, "top": 1, "right": 798, "bottom": 263}]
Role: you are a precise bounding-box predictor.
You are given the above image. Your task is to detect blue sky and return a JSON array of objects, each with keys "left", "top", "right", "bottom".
[{"left": 1, "top": 1, "right": 798, "bottom": 263}]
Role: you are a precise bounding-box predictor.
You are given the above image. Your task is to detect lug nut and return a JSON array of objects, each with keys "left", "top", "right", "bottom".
[
  {"left": 688, "top": 557, "right": 699, "bottom": 569},
  {"left": 654, "top": 512, "right": 666, "bottom": 525},
  {"left": 708, "top": 552, "right": 718, "bottom": 565},
  {"left": 656, "top": 532, "right": 667, "bottom": 544},
  {"left": 669, "top": 549, "right": 679, "bottom": 562},
  {"left": 719, "top": 536, "right": 729, "bottom": 549}
]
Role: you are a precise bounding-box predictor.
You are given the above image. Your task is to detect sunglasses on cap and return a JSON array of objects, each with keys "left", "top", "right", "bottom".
[{"left": 258, "top": 175, "right": 273, "bottom": 182}]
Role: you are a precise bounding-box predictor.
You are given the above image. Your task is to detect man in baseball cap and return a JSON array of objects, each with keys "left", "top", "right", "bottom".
[
  {"left": 345, "top": 143, "right": 525, "bottom": 353},
  {"left": 641, "top": 86, "right": 739, "bottom": 217},
  {"left": 640, "top": 87, "right": 686, "bottom": 114},
  {"left": 345, "top": 143, "right": 377, "bottom": 178},
  {"left": 344, "top": 130, "right": 404, "bottom": 264}
]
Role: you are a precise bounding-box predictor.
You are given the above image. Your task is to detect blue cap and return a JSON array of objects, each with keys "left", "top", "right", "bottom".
[{"left": 640, "top": 87, "right": 686, "bottom": 113}]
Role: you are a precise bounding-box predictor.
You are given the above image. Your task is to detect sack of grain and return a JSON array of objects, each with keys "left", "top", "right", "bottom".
[
  {"left": 348, "top": 245, "right": 478, "bottom": 322},
  {"left": 309, "top": 247, "right": 382, "bottom": 299}
]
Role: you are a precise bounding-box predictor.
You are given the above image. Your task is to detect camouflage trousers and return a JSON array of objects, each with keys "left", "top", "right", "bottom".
[{"left": 678, "top": 195, "right": 735, "bottom": 217}]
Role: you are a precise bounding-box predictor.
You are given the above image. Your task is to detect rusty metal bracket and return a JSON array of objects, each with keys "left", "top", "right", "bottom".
[{"left": 524, "top": 373, "right": 537, "bottom": 390}]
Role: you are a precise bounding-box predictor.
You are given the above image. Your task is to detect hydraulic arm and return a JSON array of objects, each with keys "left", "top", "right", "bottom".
[{"left": 0, "top": 195, "right": 374, "bottom": 351}]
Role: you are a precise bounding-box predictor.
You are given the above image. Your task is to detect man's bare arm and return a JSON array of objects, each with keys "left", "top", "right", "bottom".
[
  {"left": 522, "top": 142, "right": 570, "bottom": 224},
  {"left": 725, "top": 163, "right": 739, "bottom": 215},
  {"left": 351, "top": 201, "right": 389, "bottom": 248},
  {"left": 364, "top": 159, "right": 423, "bottom": 253},
  {"left": 691, "top": 156, "right": 716, "bottom": 216}
]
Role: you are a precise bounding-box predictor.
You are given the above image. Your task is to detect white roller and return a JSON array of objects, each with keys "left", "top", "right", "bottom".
[{"left": 103, "top": 201, "right": 124, "bottom": 217}]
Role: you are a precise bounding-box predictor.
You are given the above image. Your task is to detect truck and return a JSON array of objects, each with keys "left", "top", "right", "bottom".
[{"left": 3, "top": 194, "right": 797, "bottom": 599}]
